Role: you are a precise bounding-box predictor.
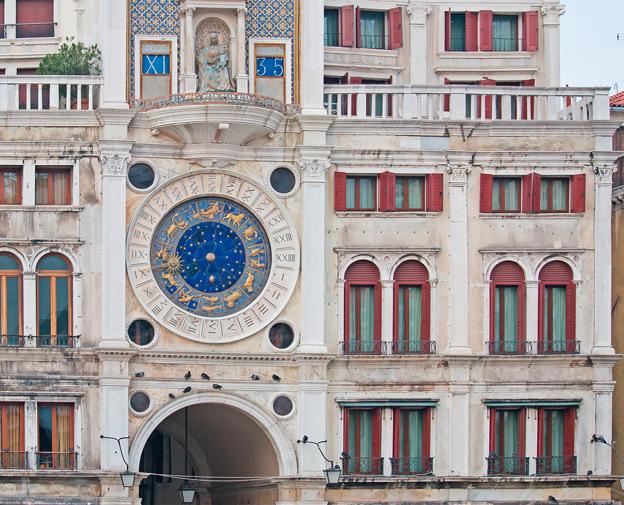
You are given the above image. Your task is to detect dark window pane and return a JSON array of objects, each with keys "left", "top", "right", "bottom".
[
  {"left": 273, "top": 396, "right": 294, "bottom": 416},
  {"left": 38, "top": 277, "right": 51, "bottom": 336},
  {"left": 130, "top": 392, "right": 151, "bottom": 413},
  {"left": 6, "top": 277, "right": 20, "bottom": 336},
  {"left": 38, "top": 255, "right": 70, "bottom": 271},
  {"left": 38, "top": 405, "right": 53, "bottom": 452},
  {"left": 493, "top": 15, "right": 518, "bottom": 51},
  {"left": 324, "top": 9, "right": 339, "bottom": 46},
  {"left": 360, "top": 11, "right": 385, "bottom": 49},
  {"left": 270, "top": 168, "right": 296, "bottom": 194},
  {"left": 55, "top": 277, "right": 69, "bottom": 336},
  {"left": 128, "top": 164, "right": 155, "bottom": 190},
  {"left": 450, "top": 13, "right": 466, "bottom": 51},
  {"left": 269, "top": 323, "right": 295, "bottom": 349},
  {"left": 0, "top": 255, "right": 19, "bottom": 270},
  {"left": 128, "top": 320, "right": 155, "bottom": 346}
]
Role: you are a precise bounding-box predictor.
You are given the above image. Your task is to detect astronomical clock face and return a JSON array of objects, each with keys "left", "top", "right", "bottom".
[{"left": 127, "top": 172, "right": 299, "bottom": 343}]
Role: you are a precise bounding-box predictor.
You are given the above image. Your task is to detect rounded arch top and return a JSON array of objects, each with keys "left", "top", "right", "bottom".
[
  {"left": 538, "top": 259, "right": 575, "bottom": 282},
  {"left": 36, "top": 253, "right": 72, "bottom": 272},
  {"left": 338, "top": 255, "right": 384, "bottom": 281},
  {"left": 30, "top": 247, "right": 80, "bottom": 273},
  {"left": 0, "top": 250, "right": 24, "bottom": 271},
  {"left": 490, "top": 261, "right": 525, "bottom": 282},
  {"left": 392, "top": 257, "right": 432, "bottom": 282},
  {"left": 345, "top": 259, "right": 381, "bottom": 282},
  {"left": 485, "top": 256, "right": 532, "bottom": 282}
]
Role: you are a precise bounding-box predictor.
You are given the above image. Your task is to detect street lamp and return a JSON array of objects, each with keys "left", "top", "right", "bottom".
[
  {"left": 590, "top": 434, "right": 624, "bottom": 488},
  {"left": 178, "top": 481, "right": 196, "bottom": 504},
  {"left": 178, "top": 407, "right": 197, "bottom": 504},
  {"left": 297, "top": 435, "right": 342, "bottom": 484},
  {"left": 100, "top": 435, "right": 135, "bottom": 488}
]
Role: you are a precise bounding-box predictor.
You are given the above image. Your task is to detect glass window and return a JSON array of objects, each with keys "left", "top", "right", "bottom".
[
  {"left": 270, "top": 167, "right": 296, "bottom": 194},
  {"left": 35, "top": 168, "right": 71, "bottom": 205},
  {"left": 396, "top": 286, "right": 422, "bottom": 352},
  {"left": 345, "top": 409, "right": 381, "bottom": 474},
  {"left": 537, "top": 408, "right": 576, "bottom": 474},
  {"left": 540, "top": 178, "right": 569, "bottom": 212},
  {"left": 493, "top": 286, "right": 518, "bottom": 353},
  {"left": 128, "top": 163, "right": 155, "bottom": 190},
  {"left": 36, "top": 255, "right": 72, "bottom": 347},
  {"left": 324, "top": 8, "right": 339, "bottom": 46},
  {"left": 0, "top": 169, "right": 22, "bottom": 205},
  {"left": 450, "top": 13, "right": 466, "bottom": 51},
  {"left": 127, "top": 319, "right": 155, "bottom": 347},
  {"left": 393, "top": 409, "right": 430, "bottom": 474},
  {"left": 542, "top": 286, "right": 567, "bottom": 351},
  {"left": 269, "top": 322, "right": 295, "bottom": 350},
  {"left": 0, "top": 403, "right": 25, "bottom": 469},
  {"left": 493, "top": 15, "right": 518, "bottom": 51},
  {"left": 360, "top": 11, "right": 385, "bottom": 49},
  {"left": 348, "top": 285, "right": 375, "bottom": 353},
  {"left": 492, "top": 177, "right": 520, "bottom": 212},
  {"left": 489, "top": 409, "right": 526, "bottom": 475},
  {"left": 37, "top": 404, "right": 74, "bottom": 469},
  {"left": 0, "top": 254, "right": 22, "bottom": 347},
  {"left": 396, "top": 177, "right": 424, "bottom": 210},
  {"left": 346, "top": 176, "right": 376, "bottom": 210}
]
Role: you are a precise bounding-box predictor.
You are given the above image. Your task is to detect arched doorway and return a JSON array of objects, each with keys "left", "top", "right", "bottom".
[{"left": 129, "top": 394, "right": 297, "bottom": 505}]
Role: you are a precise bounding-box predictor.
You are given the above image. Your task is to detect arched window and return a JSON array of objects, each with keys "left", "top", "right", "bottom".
[
  {"left": 490, "top": 262, "right": 525, "bottom": 354},
  {"left": 393, "top": 261, "right": 431, "bottom": 354},
  {"left": 36, "top": 255, "right": 72, "bottom": 347},
  {"left": 0, "top": 254, "right": 22, "bottom": 347},
  {"left": 344, "top": 261, "right": 381, "bottom": 354},
  {"left": 538, "top": 261, "right": 575, "bottom": 353}
]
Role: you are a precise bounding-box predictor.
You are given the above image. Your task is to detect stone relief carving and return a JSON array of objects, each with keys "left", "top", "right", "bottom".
[
  {"left": 446, "top": 164, "right": 472, "bottom": 184},
  {"left": 101, "top": 153, "right": 130, "bottom": 177},
  {"left": 540, "top": 5, "right": 567, "bottom": 18},
  {"left": 195, "top": 17, "right": 234, "bottom": 92},
  {"left": 594, "top": 163, "right": 616, "bottom": 184},
  {"left": 299, "top": 159, "right": 331, "bottom": 182}
]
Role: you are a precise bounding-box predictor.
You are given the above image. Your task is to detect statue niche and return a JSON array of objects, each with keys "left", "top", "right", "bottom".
[{"left": 195, "top": 18, "right": 235, "bottom": 92}]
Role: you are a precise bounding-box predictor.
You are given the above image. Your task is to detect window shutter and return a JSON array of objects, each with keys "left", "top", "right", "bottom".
[
  {"left": 536, "top": 408, "right": 545, "bottom": 457},
  {"left": 426, "top": 173, "right": 444, "bottom": 212},
  {"left": 518, "top": 408, "right": 526, "bottom": 458},
  {"left": 374, "top": 281, "right": 382, "bottom": 342},
  {"left": 388, "top": 7, "right": 403, "bottom": 49},
  {"left": 334, "top": 171, "right": 347, "bottom": 212},
  {"left": 522, "top": 174, "right": 534, "bottom": 213},
  {"left": 355, "top": 7, "right": 362, "bottom": 48},
  {"left": 444, "top": 77, "right": 451, "bottom": 113},
  {"left": 422, "top": 409, "right": 432, "bottom": 462},
  {"left": 517, "top": 282, "right": 526, "bottom": 353},
  {"left": 340, "top": 6, "right": 355, "bottom": 47},
  {"left": 522, "top": 11, "right": 539, "bottom": 51},
  {"left": 571, "top": 174, "right": 586, "bottom": 213},
  {"left": 488, "top": 409, "right": 497, "bottom": 453},
  {"left": 480, "top": 173, "right": 493, "bottom": 213},
  {"left": 344, "top": 280, "right": 351, "bottom": 344},
  {"left": 372, "top": 409, "right": 381, "bottom": 458},
  {"left": 0, "top": 1, "right": 4, "bottom": 27},
  {"left": 466, "top": 12, "right": 479, "bottom": 51},
  {"left": 379, "top": 171, "right": 396, "bottom": 211},
  {"left": 392, "top": 409, "right": 400, "bottom": 457},
  {"left": 521, "top": 79, "right": 536, "bottom": 120},
  {"left": 421, "top": 281, "right": 431, "bottom": 343},
  {"left": 531, "top": 173, "right": 542, "bottom": 212},
  {"left": 349, "top": 76, "right": 362, "bottom": 116},
  {"left": 480, "top": 78, "right": 496, "bottom": 119},
  {"left": 16, "top": 0, "right": 53, "bottom": 26},
  {"left": 563, "top": 408, "right": 575, "bottom": 458},
  {"left": 343, "top": 409, "right": 350, "bottom": 455},
  {"left": 445, "top": 10, "right": 451, "bottom": 51},
  {"left": 479, "top": 11, "right": 493, "bottom": 51},
  {"left": 566, "top": 280, "right": 576, "bottom": 349}
]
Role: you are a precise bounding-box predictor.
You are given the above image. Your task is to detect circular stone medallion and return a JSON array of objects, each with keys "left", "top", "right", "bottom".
[{"left": 127, "top": 172, "right": 300, "bottom": 343}]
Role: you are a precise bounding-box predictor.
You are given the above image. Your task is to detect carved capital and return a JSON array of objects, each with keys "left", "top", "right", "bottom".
[
  {"left": 299, "top": 159, "right": 331, "bottom": 182},
  {"left": 101, "top": 153, "right": 130, "bottom": 177},
  {"left": 236, "top": 7, "right": 246, "bottom": 16},
  {"left": 541, "top": 5, "right": 566, "bottom": 24},
  {"left": 594, "top": 163, "right": 616, "bottom": 184},
  {"left": 407, "top": 4, "right": 431, "bottom": 24},
  {"left": 446, "top": 164, "right": 472, "bottom": 184}
]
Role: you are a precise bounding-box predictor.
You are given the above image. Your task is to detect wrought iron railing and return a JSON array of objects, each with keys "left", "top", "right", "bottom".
[
  {"left": 342, "top": 456, "right": 384, "bottom": 475},
  {"left": 535, "top": 456, "right": 577, "bottom": 475},
  {"left": 536, "top": 340, "right": 580, "bottom": 355},
  {"left": 0, "top": 451, "right": 28, "bottom": 469},
  {"left": 359, "top": 34, "right": 388, "bottom": 50},
  {"left": 391, "top": 340, "right": 436, "bottom": 355},
  {"left": 35, "top": 335, "right": 79, "bottom": 348},
  {"left": 340, "top": 340, "right": 386, "bottom": 355},
  {"left": 36, "top": 451, "right": 77, "bottom": 470},
  {"left": 487, "top": 340, "right": 530, "bottom": 355},
  {"left": 390, "top": 456, "right": 434, "bottom": 475},
  {"left": 6, "top": 22, "right": 57, "bottom": 39},
  {"left": 0, "top": 335, "right": 25, "bottom": 348},
  {"left": 486, "top": 455, "right": 529, "bottom": 476}
]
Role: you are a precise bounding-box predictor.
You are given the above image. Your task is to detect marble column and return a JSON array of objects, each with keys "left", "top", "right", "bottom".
[
  {"left": 100, "top": 0, "right": 128, "bottom": 108},
  {"left": 407, "top": 4, "right": 430, "bottom": 85},
  {"left": 540, "top": 5, "right": 565, "bottom": 87},
  {"left": 181, "top": 7, "right": 197, "bottom": 93},
  {"left": 299, "top": 0, "right": 326, "bottom": 114},
  {"left": 236, "top": 8, "right": 249, "bottom": 93},
  {"left": 448, "top": 382, "right": 470, "bottom": 475},
  {"left": 593, "top": 386, "right": 614, "bottom": 475}
]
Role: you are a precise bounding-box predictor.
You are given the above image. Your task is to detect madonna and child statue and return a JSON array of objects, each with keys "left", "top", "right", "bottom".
[{"left": 195, "top": 18, "right": 235, "bottom": 92}]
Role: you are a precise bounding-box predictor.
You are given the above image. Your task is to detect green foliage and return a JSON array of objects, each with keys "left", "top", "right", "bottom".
[{"left": 37, "top": 37, "right": 101, "bottom": 76}]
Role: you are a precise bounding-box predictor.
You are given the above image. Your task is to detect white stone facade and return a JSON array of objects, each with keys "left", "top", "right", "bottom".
[{"left": 0, "top": 1, "right": 620, "bottom": 505}]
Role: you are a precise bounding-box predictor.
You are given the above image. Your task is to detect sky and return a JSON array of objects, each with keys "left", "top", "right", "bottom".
[{"left": 561, "top": 0, "right": 624, "bottom": 92}]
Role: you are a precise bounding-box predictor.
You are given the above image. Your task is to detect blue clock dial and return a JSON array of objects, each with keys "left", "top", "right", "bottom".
[{"left": 150, "top": 197, "right": 272, "bottom": 318}]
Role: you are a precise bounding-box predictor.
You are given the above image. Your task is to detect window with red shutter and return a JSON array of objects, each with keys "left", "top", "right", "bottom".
[
  {"left": 466, "top": 12, "right": 479, "bottom": 51},
  {"left": 570, "top": 174, "right": 586, "bottom": 213},
  {"left": 444, "top": 10, "right": 451, "bottom": 51},
  {"left": 0, "top": 403, "right": 25, "bottom": 469},
  {"left": 378, "top": 171, "right": 396, "bottom": 212},
  {"left": 344, "top": 261, "right": 382, "bottom": 355},
  {"left": 479, "top": 11, "right": 493, "bottom": 51},
  {"left": 340, "top": 5, "right": 355, "bottom": 47},
  {"left": 536, "top": 407, "right": 576, "bottom": 475},
  {"left": 538, "top": 261, "right": 576, "bottom": 354},
  {"left": 343, "top": 408, "right": 383, "bottom": 475},
  {"left": 522, "top": 173, "right": 535, "bottom": 213},
  {"left": 480, "top": 78, "right": 496, "bottom": 119},
  {"left": 536, "top": 177, "right": 569, "bottom": 213},
  {"left": 392, "top": 408, "right": 432, "bottom": 475},
  {"left": 393, "top": 260, "right": 431, "bottom": 354},
  {"left": 488, "top": 408, "right": 527, "bottom": 475},
  {"left": 489, "top": 262, "right": 525, "bottom": 354},
  {"left": 388, "top": 7, "right": 403, "bottom": 49},
  {"left": 394, "top": 176, "right": 424, "bottom": 211},
  {"left": 16, "top": 0, "right": 54, "bottom": 38},
  {"left": 480, "top": 174, "right": 493, "bottom": 213},
  {"left": 425, "top": 173, "right": 443, "bottom": 212},
  {"left": 522, "top": 11, "right": 539, "bottom": 51},
  {"left": 0, "top": 1, "right": 5, "bottom": 38},
  {"left": 334, "top": 171, "right": 347, "bottom": 212}
]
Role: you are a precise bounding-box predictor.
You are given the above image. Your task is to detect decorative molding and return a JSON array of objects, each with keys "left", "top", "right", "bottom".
[
  {"left": 594, "top": 163, "right": 616, "bottom": 184},
  {"left": 446, "top": 164, "right": 472, "bottom": 184},
  {"left": 299, "top": 159, "right": 330, "bottom": 182},
  {"left": 407, "top": 4, "right": 431, "bottom": 25},
  {"left": 101, "top": 153, "right": 130, "bottom": 177},
  {"left": 541, "top": 5, "right": 567, "bottom": 19}
]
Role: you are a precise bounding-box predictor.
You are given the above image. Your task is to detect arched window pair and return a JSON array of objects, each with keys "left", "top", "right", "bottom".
[
  {"left": 0, "top": 253, "right": 73, "bottom": 348},
  {"left": 344, "top": 260, "right": 431, "bottom": 355},
  {"left": 490, "top": 260, "right": 576, "bottom": 354}
]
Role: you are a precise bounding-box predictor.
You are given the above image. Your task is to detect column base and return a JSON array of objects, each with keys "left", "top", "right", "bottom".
[
  {"left": 100, "top": 100, "right": 130, "bottom": 110},
  {"left": 300, "top": 107, "right": 328, "bottom": 116},
  {"left": 180, "top": 74, "right": 197, "bottom": 94},
  {"left": 236, "top": 74, "right": 249, "bottom": 93},
  {"left": 591, "top": 345, "right": 616, "bottom": 355},
  {"left": 446, "top": 345, "right": 472, "bottom": 355}
]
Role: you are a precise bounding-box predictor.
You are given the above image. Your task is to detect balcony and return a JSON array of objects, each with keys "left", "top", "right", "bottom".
[
  {"left": 487, "top": 340, "right": 580, "bottom": 356},
  {"left": 36, "top": 451, "right": 77, "bottom": 470},
  {"left": 390, "top": 456, "right": 434, "bottom": 476},
  {"left": 535, "top": 456, "right": 577, "bottom": 475},
  {"left": 324, "top": 84, "right": 610, "bottom": 121},
  {"left": 342, "top": 456, "right": 384, "bottom": 476},
  {"left": 390, "top": 340, "right": 436, "bottom": 355},
  {"left": 486, "top": 455, "right": 529, "bottom": 476},
  {"left": 340, "top": 340, "right": 438, "bottom": 356},
  {"left": 0, "top": 335, "right": 79, "bottom": 349},
  {"left": 0, "top": 451, "right": 28, "bottom": 470}
]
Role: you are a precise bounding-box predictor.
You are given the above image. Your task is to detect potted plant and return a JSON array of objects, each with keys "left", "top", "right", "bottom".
[{"left": 37, "top": 37, "right": 101, "bottom": 109}]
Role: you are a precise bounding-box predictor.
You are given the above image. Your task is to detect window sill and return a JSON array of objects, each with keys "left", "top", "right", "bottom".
[
  {"left": 337, "top": 211, "right": 441, "bottom": 218},
  {"left": 439, "top": 51, "right": 533, "bottom": 58},
  {"left": 325, "top": 46, "right": 399, "bottom": 57},
  {"left": 0, "top": 205, "right": 82, "bottom": 212},
  {"left": 479, "top": 213, "right": 583, "bottom": 219}
]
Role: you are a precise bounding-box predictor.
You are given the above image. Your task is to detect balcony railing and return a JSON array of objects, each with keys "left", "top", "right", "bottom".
[
  {"left": 0, "top": 451, "right": 28, "bottom": 469},
  {"left": 36, "top": 451, "right": 77, "bottom": 470},
  {"left": 0, "top": 335, "right": 79, "bottom": 348},
  {"left": 0, "top": 335, "right": 25, "bottom": 348},
  {"left": 535, "top": 456, "right": 577, "bottom": 475},
  {"left": 391, "top": 340, "right": 436, "bottom": 355},
  {"left": 0, "top": 75, "right": 102, "bottom": 111},
  {"left": 324, "top": 84, "right": 610, "bottom": 121},
  {"left": 342, "top": 456, "right": 384, "bottom": 475},
  {"left": 487, "top": 340, "right": 530, "bottom": 355},
  {"left": 390, "top": 456, "right": 434, "bottom": 476},
  {"left": 486, "top": 455, "right": 529, "bottom": 476},
  {"left": 340, "top": 340, "right": 386, "bottom": 355},
  {"left": 536, "top": 340, "right": 580, "bottom": 355},
  {"left": 487, "top": 340, "right": 580, "bottom": 355},
  {"left": 35, "top": 335, "right": 79, "bottom": 348}
]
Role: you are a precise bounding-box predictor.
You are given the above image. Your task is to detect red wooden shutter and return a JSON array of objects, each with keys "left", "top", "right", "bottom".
[
  {"left": 479, "top": 11, "right": 493, "bottom": 51},
  {"left": 379, "top": 171, "right": 396, "bottom": 211},
  {"left": 517, "top": 283, "right": 526, "bottom": 353},
  {"left": 392, "top": 409, "right": 400, "bottom": 457},
  {"left": 532, "top": 173, "right": 542, "bottom": 212},
  {"left": 444, "top": 10, "right": 451, "bottom": 51},
  {"left": 388, "top": 7, "right": 403, "bottom": 49},
  {"left": 536, "top": 409, "right": 545, "bottom": 457},
  {"left": 480, "top": 78, "right": 496, "bottom": 119},
  {"left": 444, "top": 77, "right": 451, "bottom": 112},
  {"left": 355, "top": 7, "right": 362, "bottom": 48},
  {"left": 17, "top": 0, "right": 54, "bottom": 37},
  {"left": 480, "top": 173, "right": 493, "bottom": 212},
  {"left": 344, "top": 280, "right": 351, "bottom": 343},
  {"left": 372, "top": 409, "right": 381, "bottom": 458},
  {"left": 522, "top": 11, "right": 539, "bottom": 51},
  {"left": 340, "top": 6, "right": 355, "bottom": 47},
  {"left": 343, "top": 409, "right": 350, "bottom": 455},
  {"left": 518, "top": 408, "right": 526, "bottom": 458},
  {"left": 488, "top": 409, "right": 497, "bottom": 453},
  {"left": 426, "top": 173, "right": 443, "bottom": 212},
  {"left": 374, "top": 281, "right": 382, "bottom": 343},
  {"left": 422, "top": 409, "right": 432, "bottom": 462},
  {"left": 566, "top": 280, "right": 576, "bottom": 350},
  {"left": 521, "top": 79, "right": 535, "bottom": 120},
  {"left": 466, "top": 12, "right": 479, "bottom": 51},
  {"left": 334, "top": 171, "right": 347, "bottom": 211},
  {"left": 349, "top": 75, "right": 362, "bottom": 115},
  {"left": 571, "top": 174, "right": 586, "bottom": 213},
  {"left": 563, "top": 408, "right": 575, "bottom": 458},
  {"left": 421, "top": 281, "right": 431, "bottom": 343},
  {"left": 522, "top": 174, "right": 534, "bottom": 213},
  {"left": 0, "top": 1, "right": 4, "bottom": 27}
]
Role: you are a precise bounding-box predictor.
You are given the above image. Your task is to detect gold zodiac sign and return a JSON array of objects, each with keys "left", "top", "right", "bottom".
[
  {"left": 162, "top": 271, "right": 178, "bottom": 286},
  {"left": 225, "top": 291, "right": 241, "bottom": 308},
  {"left": 242, "top": 226, "right": 258, "bottom": 241},
  {"left": 166, "top": 213, "right": 189, "bottom": 237},
  {"left": 193, "top": 202, "right": 220, "bottom": 220},
  {"left": 178, "top": 288, "right": 195, "bottom": 304},
  {"left": 224, "top": 212, "right": 245, "bottom": 226},
  {"left": 250, "top": 259, "right": 266, "bottom": 269},
  {"left": 201, "top": 296, "right": 221, "bottom": 312},
  {"left": 156, "top": 248, "right": 170, "bottom": 261},
  {"left": 249, "top": 248, "right": 263, "bottom": 257},
  {"left": 243, "top": 272, "right": 255, "bottom": 293}
]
